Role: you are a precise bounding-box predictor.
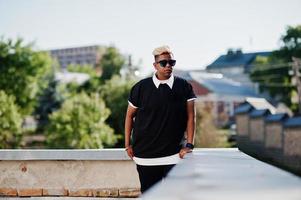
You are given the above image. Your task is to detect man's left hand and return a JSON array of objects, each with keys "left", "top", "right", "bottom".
[{"left": 179, "top": 147, "right": 192, "bottom": 159}]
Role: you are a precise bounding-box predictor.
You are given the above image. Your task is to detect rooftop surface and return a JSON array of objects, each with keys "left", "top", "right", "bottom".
[{"left": 143, "top": 148, "right": 301, "bottom": 200}]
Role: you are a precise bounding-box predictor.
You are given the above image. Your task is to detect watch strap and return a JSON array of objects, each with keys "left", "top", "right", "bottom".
[{"left": 185, "top": 143, "right": 194, "bottom": 149}]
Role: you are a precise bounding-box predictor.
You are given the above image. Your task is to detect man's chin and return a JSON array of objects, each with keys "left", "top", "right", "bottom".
[{"left": 165, "top": 71, "right": 172, "bottom": 76}]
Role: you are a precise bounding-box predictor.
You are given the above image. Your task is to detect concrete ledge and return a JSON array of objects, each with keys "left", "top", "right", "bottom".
[
  {"left": 143, "top": 148, "right": 301, "bottom": 200},
  {"left": 0, "top": 149, "right": 130, "bottom": 160},
  {"left": 0, "top": 149, "right": 140, "bottom": 198}
]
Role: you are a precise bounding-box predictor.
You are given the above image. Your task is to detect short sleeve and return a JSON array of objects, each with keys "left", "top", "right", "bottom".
[
  {"left": 186, "top": 81, "right": 197, "bottom": 102},
  {"left": 128, "top": 83, "right": 140, "bottom": 108}
]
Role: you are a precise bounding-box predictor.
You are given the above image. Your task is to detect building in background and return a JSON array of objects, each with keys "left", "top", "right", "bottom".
[
  {"left": 206, "top": 49, "right": 271, "bottom": 88},
  {"left": 55, "top": 71, "right": 90, "bottom": 85},
  {"left": 174, "top": 70, "right": 259, "bottom": 127},
  {"left": 49, "top": 45, "right": 105, "bottom": 70}
]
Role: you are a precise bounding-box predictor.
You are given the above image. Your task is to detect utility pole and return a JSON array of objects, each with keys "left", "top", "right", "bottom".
[{"left": 292, "top": 57, "right": 301, "bottom": 114}]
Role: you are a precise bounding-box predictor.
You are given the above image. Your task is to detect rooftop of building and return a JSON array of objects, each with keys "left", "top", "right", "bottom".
[
  {"left": 174, "top": 70, "right": 258, "bottom": 97},
  {"left": 206, "top": 49, "right": 271, "bottom": 71}
]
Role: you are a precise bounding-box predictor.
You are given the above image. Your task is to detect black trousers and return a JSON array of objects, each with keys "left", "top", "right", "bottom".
[{"left": 136, "top": 164, "right": 175, "bottom": 193}]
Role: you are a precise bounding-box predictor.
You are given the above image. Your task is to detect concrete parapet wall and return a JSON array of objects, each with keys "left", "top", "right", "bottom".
[
  {"left": 0, "top": 149, "right": 140, "bottom": 198},
  {"left": 235, "top": 114, "right": 249, "bottom": 136},
  {"left": 142, "top": 149, "right": 301, "bottom": 200},
  {"left": 284, "top": 127, "right": 301, "bottom": 157},
  {"left": 265, "top": 123, "right": 283, "bottom": 149},
  {"left": 234, "top": 103, "right": 301, "bottom": 176},
  {"left": 250, "top": 118, "right": 265, "bottom": 142}
]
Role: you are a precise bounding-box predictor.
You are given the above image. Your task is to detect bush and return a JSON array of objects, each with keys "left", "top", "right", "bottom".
[
  {"left": 194, "top": 103, "right": 230, "bottom": 148},
  {"left": 0, "top": 37, "right": 52, "bottom": 115},
  {"left": 34, "top": 73, "right": 64, "bottom": 133},
  {"left": 100, "top": 46, "right": 125, "bottom": 81},
  {"left": 45, "top": 92, "right": 116, "bottom": 148},
  {"left": 100, "top": 75, "right": 135, "bottom": 147},
  {"left": 0, "top": 90, "right": 23, "bottom": 148}
]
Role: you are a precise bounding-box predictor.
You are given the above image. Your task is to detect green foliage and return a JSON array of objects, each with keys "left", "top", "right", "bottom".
[
  {"left": 272, "top": 25, "right": 301, "bottom": 61},
  {"left": 60, "top": 64, "right": 99, "bottom": 96},
  {"left": 74, "top": 68, "right": 102, "bottom": 95},
  {"left": 250, "top": 25, "right": 301, "bottom": 113},
  {"left": 46, "top": 46, "right": 135, "bottom": 148},
  {"left": 250, "top": 56, "right": 293, "bottom": 103},
  {"left": 100, "top": 75, "right": 135, "bottom": 147},
  {"left": 0, "top": 90, "right": 23, "bottom": 148},
  {"left": 194, "top": 103, "right": 230, "bottom": 148},
  {"left": 34, "top": 73, "right": 64, "bottom": 133},
  {"left": 45, "top": 92, "right": 116, "bottom": 148},
  {"left": 100, "top": 46, "right": 125, "bottom": 81},
  {"left": 67, "top": 64, "right": 97, "bottom": 77},
  {"left": 78, "top": 76, "right": 102, "bottom": 94},
  {"left": 0, "top": 37, "right": 52, "bottom": 115}
]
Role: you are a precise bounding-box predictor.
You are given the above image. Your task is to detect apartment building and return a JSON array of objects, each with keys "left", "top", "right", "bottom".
[{"left": 50, "top": 45, "right": 105, "bottom": 69}]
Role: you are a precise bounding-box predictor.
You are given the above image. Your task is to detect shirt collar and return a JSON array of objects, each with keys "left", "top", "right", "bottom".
[{"left": 152, "top": 72, "right": 174, "bottom": 89}]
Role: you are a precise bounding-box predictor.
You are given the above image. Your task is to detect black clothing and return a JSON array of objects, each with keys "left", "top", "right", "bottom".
[
  {"left": 128, "top": 76, "right": 196, "bottom": 158},
  {"left": 136, "top": 164, "right": 175, "bottom": 193}
]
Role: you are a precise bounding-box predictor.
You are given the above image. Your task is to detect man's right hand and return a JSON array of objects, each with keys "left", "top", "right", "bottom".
[{"left": 125, "top": 146, "right": 134, "bottom": 159}]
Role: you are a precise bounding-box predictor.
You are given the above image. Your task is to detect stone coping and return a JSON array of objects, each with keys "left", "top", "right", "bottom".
[
  {"left": 0, "top": 148, "right": 234, "bottom": 161},
  {"left": 249, "top": 109, "right": 270, "bottom": 118},
  {"left": 143, "top": 148, "right": 301, "bottom": 200},
  {"left": 284, "top": 116, "right": 301, "bottom": 128},
  {"left": 0, "top": 149, "right": 130, "bottom": 160},
  {"left": 265, "top": 113, "right": 289, "bottom": 123}
]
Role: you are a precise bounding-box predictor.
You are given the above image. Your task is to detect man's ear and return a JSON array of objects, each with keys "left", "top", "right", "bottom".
[{"left": 153, "top": 62, "right": 157, "bottom": 70}]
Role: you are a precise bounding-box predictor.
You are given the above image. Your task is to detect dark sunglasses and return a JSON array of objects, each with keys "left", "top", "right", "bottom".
[{"left": 157, "top": 59, "right": 176, "bottom": 67}]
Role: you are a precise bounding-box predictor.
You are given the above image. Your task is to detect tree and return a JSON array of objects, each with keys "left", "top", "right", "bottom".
[
  {"left": 250, "top": 56, "right": 293, "bottom": 105},
  {"left": 0, "top": 90, "right": 23, "bottom": 148},
  {"left": 57, "top": 47, "right": 137, "bottom": 147},
  {"left": 0, "top": 37, "right": 52, "bottom": 115},
  {"left": 45, "top": 92, "right": 116, "bottom": 148},
  {"left": 273, "top": 25, "right": 301, "bottom": 61},
  {"left": 100, "top": 75, "right": 135, "bottom": 147},
  {"left": 100, "top": 46, "right": 125, "bottom": 81},
  {"left": 34, "top": 73, "right": 64, "bottom": 133},
  {"left": 67, "top": 64, "right": 97, "bottom": 77},
  {"left": 250, "top": 25, "right": 301, "bottom": 113},
  {"left": 194, "top": 103, "right": 229, "bottom": 148},
  {"left": 72, "top": 64, "right": 102, "bottom": 94}
]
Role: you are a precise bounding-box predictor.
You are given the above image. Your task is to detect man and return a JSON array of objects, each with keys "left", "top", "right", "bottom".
[{"left": 124, "top": 45, "right": 196, "bottom": 193}]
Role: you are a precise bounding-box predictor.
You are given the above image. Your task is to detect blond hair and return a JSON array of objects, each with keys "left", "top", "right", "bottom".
[{"left": 152, "top": 45, "right": 173, "bottom": 58}]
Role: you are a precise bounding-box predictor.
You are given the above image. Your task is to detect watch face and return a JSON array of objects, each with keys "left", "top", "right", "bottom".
[{"left": 186, "top": 143, "right": 194, "bottom": 149}]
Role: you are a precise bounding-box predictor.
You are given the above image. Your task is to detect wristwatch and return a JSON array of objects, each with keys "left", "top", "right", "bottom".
[{"left": 185, "top": 143, "right": 194, "bottom": 150}]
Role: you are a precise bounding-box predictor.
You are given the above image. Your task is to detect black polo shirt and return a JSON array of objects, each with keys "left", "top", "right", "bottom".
[{"left": 128, "top": 75, "right": 196, "bottom": 158}]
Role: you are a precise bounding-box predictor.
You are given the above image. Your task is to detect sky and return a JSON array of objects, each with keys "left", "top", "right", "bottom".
[{"left": 0, "top": 0, "right": 301, "bottom": 76}]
